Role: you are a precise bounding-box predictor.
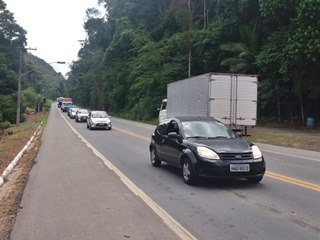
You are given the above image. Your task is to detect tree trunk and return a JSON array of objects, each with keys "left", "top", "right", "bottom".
[
  {"left": 277, "top": 95, "right": 281, "bottom": 122},
  {"left": 300, "top": 94, "right": 305, "bottom": 126},
  {"left": 203, "top": 0, "right": 207, "bottom": 29},
  {"left": 187, "top": 0, "right": 192, "bottom": 78}
]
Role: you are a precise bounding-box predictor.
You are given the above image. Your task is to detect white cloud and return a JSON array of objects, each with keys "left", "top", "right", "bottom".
[{"left": 5, "top": 0, "right": 103, "bottom": 77}]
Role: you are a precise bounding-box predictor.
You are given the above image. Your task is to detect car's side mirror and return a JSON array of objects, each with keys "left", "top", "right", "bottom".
[{"left": 168, "top": 132, "right": 183, "bottom": 143}]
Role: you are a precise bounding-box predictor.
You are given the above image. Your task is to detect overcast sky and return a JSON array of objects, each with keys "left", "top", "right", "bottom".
[{"left": 5, "top": 0, "right": 103, "bottom": 77}]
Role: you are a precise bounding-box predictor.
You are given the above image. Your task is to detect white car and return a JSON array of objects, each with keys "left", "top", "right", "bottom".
[
  {"left": 86, "top": 111, "right": 112, "bottom": 130},
  {"left": 75, "top": 109, "right": 89, "bottom": 122},
  {"left": 69, "top": 108, "right": 79, "bottom": 119}
]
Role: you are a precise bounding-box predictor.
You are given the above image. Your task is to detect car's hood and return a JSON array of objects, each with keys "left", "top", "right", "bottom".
[
  {"left": 190, "top": 138, "right": 251, "bottom": 153},
  {"left": 91, "top": 117, "right": 110, "bottom": 122}
]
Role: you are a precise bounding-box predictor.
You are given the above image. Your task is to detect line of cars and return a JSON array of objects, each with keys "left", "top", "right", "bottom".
[
  {"left": 57, "top": 98, "right": 112, "bottom": 130},
  {"left": 57, "top": 99, "right": 265, "bottom": 186}
]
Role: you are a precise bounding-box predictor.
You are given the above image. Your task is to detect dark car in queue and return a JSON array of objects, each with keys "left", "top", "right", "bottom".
[
  {"left": 149, "top": 116, "right": 266, "bottom": 185},
  {"left": 87, "top": 110, "right": 112, "bottom": 130},
  {"left": 57, "top": 97, "right": 64, "bottom": 108},
  {"left": 75, "top": 109, "right": 89, "bottom": 122}
]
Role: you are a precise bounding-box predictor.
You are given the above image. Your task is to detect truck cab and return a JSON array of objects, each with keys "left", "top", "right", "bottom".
[{"left": 158, "top": 99, "right": 167, "bottom": 122}]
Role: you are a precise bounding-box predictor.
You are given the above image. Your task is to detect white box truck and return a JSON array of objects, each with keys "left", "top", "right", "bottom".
[{"left": 159, "top": 72, "right": 258, "bottom": 133}]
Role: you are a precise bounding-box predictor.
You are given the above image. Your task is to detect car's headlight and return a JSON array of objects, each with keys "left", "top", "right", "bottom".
[
  {"left": 197, "top": 147, "right": 220, "bottom": 160},
  {"left": 106, "top": 119, "right": 111, "bottom": 124},
  {"left": 252, "top": 145, "right": 263, "bottom": 159}
]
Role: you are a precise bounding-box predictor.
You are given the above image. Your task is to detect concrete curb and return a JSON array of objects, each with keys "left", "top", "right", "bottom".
[{"left": 0, "top": 122, "right": 42, "bottom": 188}]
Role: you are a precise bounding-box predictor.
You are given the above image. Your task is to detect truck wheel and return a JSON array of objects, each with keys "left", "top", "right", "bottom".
[
  {"left": 150, "top": 148, "right": 161, "bottom": 167},
  {"left": 182, "top": 158, "right": 197, "bottom": 185}
]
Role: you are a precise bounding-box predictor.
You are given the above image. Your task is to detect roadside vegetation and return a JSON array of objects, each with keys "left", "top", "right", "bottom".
[
  {"left": 1, "top": 0, "right": 319, "bottom": 129},
  {"left": 65, "top": 0, "right": 320, "bottom": 127},
  {"left": 249, "top": 129, "right": 320, "bottom": 152}
]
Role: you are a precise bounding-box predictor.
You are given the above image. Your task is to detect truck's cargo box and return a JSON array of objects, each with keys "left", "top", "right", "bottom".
[{"left": 164, "top": 73, "right": 258, "bottom": 127}]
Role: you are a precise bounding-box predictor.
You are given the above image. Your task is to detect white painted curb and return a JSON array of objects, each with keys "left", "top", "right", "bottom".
[
  {"left": 0, "top": 122, "right": 42, "bottom": 188},
  {"left": 0, "top": 176, "right": 4, "bottom": 186}
]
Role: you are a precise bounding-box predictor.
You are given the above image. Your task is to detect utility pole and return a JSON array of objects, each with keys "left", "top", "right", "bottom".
[
  {"left": 16, "top": 47, "right": 37, "bottom": 125},
  {"left": 203, "top": 0, "right": 207, "bottom": 29}
]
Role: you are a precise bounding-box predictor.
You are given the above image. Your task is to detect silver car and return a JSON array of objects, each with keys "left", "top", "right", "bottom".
[
  {"left": 86, "top": 110, "right": 112, "bottom": 130},
  {"left": 75, "top": 109, "right": 89, "bottom": 122},
  {"left": 69, "top": 108, "right": 79, "bottom": 119}
]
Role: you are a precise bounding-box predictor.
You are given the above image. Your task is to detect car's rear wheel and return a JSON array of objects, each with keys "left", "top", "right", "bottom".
[
  {"left": 182, "top": 158, "right": 197, "bottom": 185},
  {"left": 247, "top": 176, "right": 263, "bottom": 183},
  {"left": 150, "top": 148, "right": 161, "bottom": 167}
]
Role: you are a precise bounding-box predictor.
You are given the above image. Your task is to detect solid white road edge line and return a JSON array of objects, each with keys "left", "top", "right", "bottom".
[{"left": 60, "top": 111, "right": 197, "bottom": 240}]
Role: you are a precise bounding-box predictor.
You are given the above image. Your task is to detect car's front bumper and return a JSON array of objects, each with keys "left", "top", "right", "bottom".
[
  {"left": 195, "top": 159, "right": 266, "bottom": 179},
  {"left": 78, "top": 116, "right": 88, "bottom": 121},
  {"left": 90, "top": 122, "right": 112, "bottom": 129}
]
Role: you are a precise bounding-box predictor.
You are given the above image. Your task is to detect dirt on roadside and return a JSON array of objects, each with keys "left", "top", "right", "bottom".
[{"left": 0, "top": 114, "right": 43, "bottom": 240}]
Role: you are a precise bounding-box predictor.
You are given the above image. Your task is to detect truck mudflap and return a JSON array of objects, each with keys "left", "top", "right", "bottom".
[{"left": 231, "top": 127, "right": 254, "bottom": 140}]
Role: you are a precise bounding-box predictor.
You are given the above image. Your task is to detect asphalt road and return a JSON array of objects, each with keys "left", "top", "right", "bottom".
[{"left": 11, "top": 105, "right": 320, "bottom": 240}]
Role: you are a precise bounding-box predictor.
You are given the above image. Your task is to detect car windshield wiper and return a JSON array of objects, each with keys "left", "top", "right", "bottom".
[
  {"left": 186, "top": 136, "right": 208, "bottom": 139},
  {"left": 207, "top": 136, "right": 229, "bottom": 139}
]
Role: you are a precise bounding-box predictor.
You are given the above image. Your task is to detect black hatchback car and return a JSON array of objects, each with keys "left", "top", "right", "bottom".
[{"left": 149, "top": 116, "right": 266, "bottom": 185}]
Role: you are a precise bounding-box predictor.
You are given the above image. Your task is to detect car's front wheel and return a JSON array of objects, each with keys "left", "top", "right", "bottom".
[
  {"left": 182, "top": 158, "right": 197, "bottom": 185},
  {"left": 150, "top": 147, "right": 161, "bottom": 167}
]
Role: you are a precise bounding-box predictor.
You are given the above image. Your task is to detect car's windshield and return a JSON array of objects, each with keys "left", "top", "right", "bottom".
[
  {"left": 79, "top": 110, "right": 88, "bottom": 114},
  {"left": 182, "top": 120, "right": 238, "bottom": 139},
  {"left": 92, "top": 112, "right": 108, "bottom": 118}
]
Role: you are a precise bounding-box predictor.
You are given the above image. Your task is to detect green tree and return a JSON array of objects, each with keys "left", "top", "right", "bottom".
[
  {"left": 259, "top": 0, "right": 320, "bottom": 123},
  {"left": 220, "top": 25, "right": 258, "bottom": 74}
]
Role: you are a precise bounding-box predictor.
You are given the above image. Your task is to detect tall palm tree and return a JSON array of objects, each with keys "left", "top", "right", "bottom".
[{"left": 220, "top": 25, "right": 258, "bottom": 74}]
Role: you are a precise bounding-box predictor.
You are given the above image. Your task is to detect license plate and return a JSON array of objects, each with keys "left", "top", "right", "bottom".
[{"left": 230, "top": 164, "right": 250, "bottom": 172}]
